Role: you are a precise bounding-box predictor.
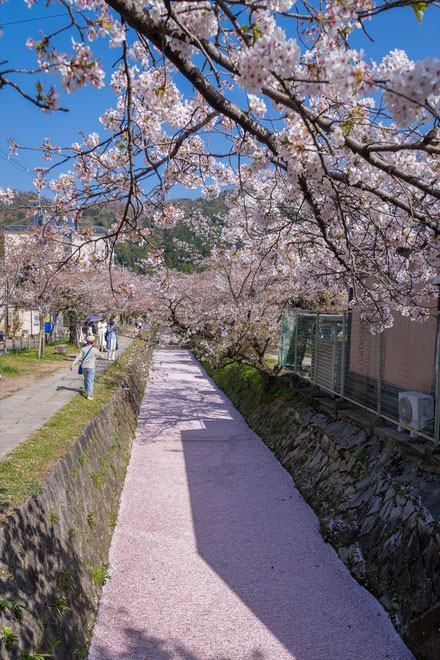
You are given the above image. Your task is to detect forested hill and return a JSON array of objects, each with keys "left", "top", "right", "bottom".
[
  {"left": 1, "top": 190, "right": 228, "bottom": 228},
  {"left": 0, "top": 191, "right": 52, "bottom": 226},
  {"left": 114, "top": 194, "right": 228, "bottom": 273},
  {"left": 80, "top": 193, "right": 228, "bottom": 228},
  {"left": 1, "top": 191, "right": 228, "bottom": 272}
]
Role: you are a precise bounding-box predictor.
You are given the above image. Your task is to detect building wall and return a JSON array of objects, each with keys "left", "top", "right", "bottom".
[
  {"left": 17, "top": 309, "right": 41, "bottom": 336},
  {"left": 349, "top": 313, "right": 437, "bottom": 394},
  {"left": 1, "top": 223, "right": 109, "bottom": 335}
]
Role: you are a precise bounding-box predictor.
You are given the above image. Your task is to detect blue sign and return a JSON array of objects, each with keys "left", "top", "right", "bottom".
[{"left": 44, "top": 313, "right": 53, "bottom": 333}]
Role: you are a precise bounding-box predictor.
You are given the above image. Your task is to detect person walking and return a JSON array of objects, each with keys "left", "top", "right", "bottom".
[
  {"left": 106, "top": 324, "right": 119, "bottom": 361},
  {"left": 97, "top": 319, "right": 107, "bottom": 351},
  {"left": 78, "top": 323, "right": 85, "bottom": 345},
  {"left": 80, "top": 321, "right": 89, "bottom": 343},
  {"left": 70, "top": 335, "right": 105, "bottom": 400}
]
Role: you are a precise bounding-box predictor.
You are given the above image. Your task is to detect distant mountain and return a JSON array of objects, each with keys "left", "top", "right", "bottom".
[
  {"left": 168, "top": 193, "right": 229, "bottom": 219},
  {"left": 2, "top": 190, "right": 228, "bottom": 228},
  {"left": 82, "top": 200, "right": 127, "bottom": 228},
  {"left": 115, "top": 194, "right": 228, "bottom": 273},
  {"left": 81, "top": 191, "right": 229, "bottom": 229},
  {"left": 1, "top": 191, "right": 228, "bottom": 272},
  {"left": 0, "top": 191, "right": 52, "bottom": 226}
]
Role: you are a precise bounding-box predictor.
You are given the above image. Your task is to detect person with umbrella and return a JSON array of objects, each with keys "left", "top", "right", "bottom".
[
  {"left": 84, "top": 313, "right": 102, "bottom": 324},
  {"left": 84, "top": 313, "right": 101, "bottom": 345}
]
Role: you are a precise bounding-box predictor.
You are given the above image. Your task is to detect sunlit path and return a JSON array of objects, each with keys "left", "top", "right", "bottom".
[
  {"left": 0, "top": 335, "right": 133, "bottom": 460},
  {"left": 89, "top": 349, "right": 414, "bottom": 660}
]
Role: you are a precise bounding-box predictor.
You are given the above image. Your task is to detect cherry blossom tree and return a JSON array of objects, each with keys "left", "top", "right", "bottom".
[
  {"left": 148, "top": 228, "right": 343, "bottom": 387},
  {"left": 2, "top": 1, "right": 440, "bottom": 329},
  {"left": 0, "top": 225, "right": 146, "bottom": 353},
  {"left": 1, "top": 226, "right": 77, "bottom": 356}
]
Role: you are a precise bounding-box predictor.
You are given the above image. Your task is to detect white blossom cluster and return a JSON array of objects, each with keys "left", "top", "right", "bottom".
[
  {"left": 237, "top": 14, "right": 300, "bottom": 91},
  {"left": 382, "top": 56, "right": 440, "bottom": 126}
]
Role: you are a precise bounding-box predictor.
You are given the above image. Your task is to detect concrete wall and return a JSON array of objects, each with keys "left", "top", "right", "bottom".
[
  {"left": 213, "top": 366, "right": 440, "bottom": 660},
  {"left": 0, "top": 344, "right": 153, "bottom": 659}
]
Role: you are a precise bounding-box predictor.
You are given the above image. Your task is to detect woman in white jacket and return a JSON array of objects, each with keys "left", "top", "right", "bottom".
[{"left": 97, "top": 320, "right": 107, "bottom": 351}]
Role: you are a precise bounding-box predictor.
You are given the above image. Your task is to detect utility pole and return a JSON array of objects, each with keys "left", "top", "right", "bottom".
[{"left": 0, "top": 206, "right": 6, "bottom": 336}]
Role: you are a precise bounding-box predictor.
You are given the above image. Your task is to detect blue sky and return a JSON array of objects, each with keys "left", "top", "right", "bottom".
[{"left": 0, "top": 1, "right": 439, "bottom": 197}]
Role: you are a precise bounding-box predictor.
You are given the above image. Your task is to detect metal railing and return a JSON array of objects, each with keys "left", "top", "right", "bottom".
[{"left": 279, "top": 310, "right": 440, "bottom": 447}]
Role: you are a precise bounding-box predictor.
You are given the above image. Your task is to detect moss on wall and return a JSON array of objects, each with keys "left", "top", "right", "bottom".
[{"left": 0, "top": 343, "right": 154, "bottom": 660}]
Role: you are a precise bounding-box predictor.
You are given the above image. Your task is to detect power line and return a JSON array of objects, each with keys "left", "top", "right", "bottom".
[
  {"left": 1, "top": 11, "right": 80, "bottom": 27},
  {"left": 0, "top": 149, "right": 34, "bottom": 178},
  {"left": 0, "top": 151, "right": 32, "bottom": 174}
]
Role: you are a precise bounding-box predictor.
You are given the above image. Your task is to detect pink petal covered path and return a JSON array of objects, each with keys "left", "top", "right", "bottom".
[{"left": 88, "top": 349, "right": 414, "bottom": 660}]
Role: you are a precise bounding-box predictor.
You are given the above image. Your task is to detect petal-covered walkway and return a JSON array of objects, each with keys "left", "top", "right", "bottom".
[{"left": 89, "top": 349, "right": 414, "bottom": 660}]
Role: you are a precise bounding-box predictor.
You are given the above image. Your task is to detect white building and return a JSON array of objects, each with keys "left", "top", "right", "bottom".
[{"left": 0, "top": 215, "right": 112, "bottom": 336}]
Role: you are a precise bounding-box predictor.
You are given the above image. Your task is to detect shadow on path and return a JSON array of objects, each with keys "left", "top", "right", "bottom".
[
  {"left": 180, "top": 419, "right": 326, "bottom": 658},
  {"left": 55, "top": 385, "right": 82, "bottom": 393},
  {"left": 89, "top": 350, "right": 413, "bottom": 660},
  {"left": 90, "top": 614, "right": 267, "bottom": 660},
  {"left": 176, "top": 354, "right": 411, "bottom": 659}
]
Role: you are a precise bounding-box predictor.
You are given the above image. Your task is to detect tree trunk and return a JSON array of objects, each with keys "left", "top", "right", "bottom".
[
  {"left": 38, "top": 314, "right": 45, "bottom": 358},
  {"left": 48, "top": 311, "right": 60, "bottom": 343},
  {"left": 260, "top": 370, "right": 275, "bottom": 392},
  {"left": 67, "top": 309, "right": 79, "bottom": 346}
]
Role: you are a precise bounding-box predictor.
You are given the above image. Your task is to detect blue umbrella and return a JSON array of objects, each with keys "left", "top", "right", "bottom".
[{"left": 85, "top": 314, "right": 103, "bottom": 322}]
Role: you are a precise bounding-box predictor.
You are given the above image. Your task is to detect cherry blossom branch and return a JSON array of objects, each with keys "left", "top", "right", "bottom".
[{"left": 0, "top": 75, "right": 68, "bottom": 112}]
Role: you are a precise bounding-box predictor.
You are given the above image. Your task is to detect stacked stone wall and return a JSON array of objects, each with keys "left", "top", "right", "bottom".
[
  {"left": 0, "top": 344, "right": 153, "bottom": 660},
  {"left": 213, "top": 366, "right": 440, "bottom": 660}
]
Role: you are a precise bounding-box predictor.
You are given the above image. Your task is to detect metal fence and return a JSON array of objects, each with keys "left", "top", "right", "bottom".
[
  {"left": 279, "top": 310, "right": 440, "bottom": 446},
  {"left": 0, "top": 330, "right": 69, "bottom": 355}
]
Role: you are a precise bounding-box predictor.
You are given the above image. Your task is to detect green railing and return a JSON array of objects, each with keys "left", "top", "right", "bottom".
[{"left": 279, "top": 309, "right": 440, "bottom": 446}]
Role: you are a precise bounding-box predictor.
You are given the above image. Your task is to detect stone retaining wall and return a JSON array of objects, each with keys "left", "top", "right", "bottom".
[
  {"left": 212, "top": 366, "right": 440, "bottom": 660},
  {"left": 0, "top": 344, "right": 153, "bottom": 660}
]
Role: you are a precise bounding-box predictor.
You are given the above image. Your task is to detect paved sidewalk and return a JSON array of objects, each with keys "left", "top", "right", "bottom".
[
  {"left": 0, "top": 336, "right": 133, "bottom": 461},
  {"left": 89, "top": 349, "right": 414, "bottom": 660}
]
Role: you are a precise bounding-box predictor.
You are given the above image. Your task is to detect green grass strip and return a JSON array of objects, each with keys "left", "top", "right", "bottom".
[
  {"left": 0, "top": 340, "right": 77, "bottom": 376},
  {"left": 0, "top": 340, "right": 146, "bottom": 521},
  {"left": 200, "top": 360, "right": 302, "bottom": 407}
]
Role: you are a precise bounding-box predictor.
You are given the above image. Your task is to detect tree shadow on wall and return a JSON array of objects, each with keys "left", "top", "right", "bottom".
[{"left": 0, "top": 488, "right": 97, "bottom": 659}]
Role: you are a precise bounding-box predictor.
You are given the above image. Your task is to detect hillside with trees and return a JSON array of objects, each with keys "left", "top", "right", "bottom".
[
  {"left": 1, "top": 191, "right": 228, "bottom": 272},
  {"left": 0, "top": 191, "right": 52, "bottom": 226}
]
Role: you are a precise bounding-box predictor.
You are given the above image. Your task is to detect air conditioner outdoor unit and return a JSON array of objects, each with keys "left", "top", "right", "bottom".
[{"left": 398, "top": 391, "right": 434, "bottom": 438}]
